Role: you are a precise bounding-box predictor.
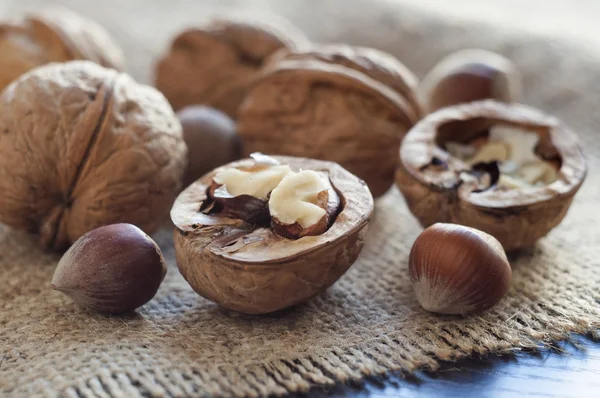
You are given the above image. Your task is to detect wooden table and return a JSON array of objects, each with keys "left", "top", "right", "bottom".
[{"left": 301, "top": 335, "right": 600, "bottom": 397}]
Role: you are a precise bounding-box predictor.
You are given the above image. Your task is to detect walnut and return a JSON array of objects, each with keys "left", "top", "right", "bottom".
[
  {"left": 266, "top": 44, "right": 425, "bottom": 120},
  {"left": 171, "top": 154, "right": 373, "bottom": 314},
  {"left": 396, "top": 100, "right": 587, "bottom": 251},
  {"left": 237, "top": 45, "right": 420, "bottom": 197},
  {"left": 0, "top": 61, "right": 187, "bottom": 251},
  {"left": 0, "top": 7, "right": 125, "bottom": 92},
  {"left": 154, "top": 15, "right": 309, "bottom": 118}
]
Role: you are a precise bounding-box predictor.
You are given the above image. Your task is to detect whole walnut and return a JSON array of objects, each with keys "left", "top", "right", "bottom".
[
  {"left": 0, "top": 7, "right": 125, "bottom": 93},
  {"left": 266, "top": 44, "right": 425, "bottom": 120},
  {"left": 237, "top": 45, "right": 420, "bottom": 197},
  {"left": 0, "top": 61, "right": 187, "bottom": 251},
  {"left": 155, "top": 15, "right": 310, "bottom": 118}
]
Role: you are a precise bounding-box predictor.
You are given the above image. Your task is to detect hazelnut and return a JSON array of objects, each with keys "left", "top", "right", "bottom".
[
  {"left": 171, "top": 154, "right": 373, "bottom": 314},
  {"left": 0, "top": 7, "right": 125, "bottom": 92},
  {"left": 237, "top": 44, "right": 420, "bottom": 197},
  {"left": 396, "top": 100, "right": 587, "bottom": 251},
  {"left": 177, "top": 105, "right": 241, "bottom": 187},
  {"left": 51, "top": 223, "right": 167, "bottom": 314},
  {"left": 420, "top": 49, "right": 521, "bottom": 113},
  {"left": 0, "top": 61, "right": 187, "bottom": 251},
  {"left": 155, "top": 15, "right": 309, "bottom": 117},
  {"left": 410, "top": 223, "right": 511, "bottom": 315}
]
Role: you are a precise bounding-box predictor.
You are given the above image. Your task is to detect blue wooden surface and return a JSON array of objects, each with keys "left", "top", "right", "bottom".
[{"left": 298, "top": 335, "right": 600, "bottom": 397}]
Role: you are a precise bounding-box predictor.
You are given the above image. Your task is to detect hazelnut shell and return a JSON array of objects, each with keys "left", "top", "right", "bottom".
[
  {"left": 420, "top": 49, "right": 521, "bottom": 113},
  {"left": 177, "top": 105, "right": 241, "bottom": 187},
  {"left": 52, "top": 223, "right": 167, "bottom": 314},
  {"left": 396, "top": 100, "right": 587, "bottom": 251},
  {"left": 155, "top": 15, "right": 310, "bottom": 117},
  {"left": 410, "top": 223, "right": 511, "bottom": 315},
  {"left": 0, "top": 61, "right": 187, "bottom": 251},
  {"left": 237, "top": 53, "right": 418, "bottom": 197},
  {"left": 0, "top": 7, "right": 125, "bottom": 92},
  {"left": 171, "top": 156, "right": 373, "bottom": 314}
]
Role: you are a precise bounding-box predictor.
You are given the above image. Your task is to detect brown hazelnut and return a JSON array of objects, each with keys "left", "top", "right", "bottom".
[
  {"left": 177, "top": 105, "right": 241, "bottom": 187},
  {"left": 409, "top": 223, "right": 511, "bottom": 315},
  {"left": 0, "top": 61, "right": 187, "bottom": 251},
  {"left": 396, "top": 100, "right": 587, "bottom": 251},
  {"left": 0, "top": 7, "right": 125, "bottom": 92},
  {"left": 155, "top": 15, "right": 310, "bottom": 117},
  {"left": 420, "top": 49, "right": 521, "bottom": 113},
  {"left": 171, "top": 154, "right": 373, "bottom": 314},
  {"left": 237, "top": 45, "right": 420, "bottom": 197},
  {"left": 51, "top": 223, "right": 167, "bottom": 314}
]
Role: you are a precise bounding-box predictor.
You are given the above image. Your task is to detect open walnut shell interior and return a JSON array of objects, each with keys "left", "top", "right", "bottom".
[
  {"left": 171, "top": 155, "right": 373, "bottom": 314},
  {"left": 238, "top": 47, "right": 420, "bottom": 197},
  {"left": 396, "top": 100, "right": 586, "bottom": 251}
]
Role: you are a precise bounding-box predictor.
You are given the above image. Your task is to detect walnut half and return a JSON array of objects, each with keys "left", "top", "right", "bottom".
[
  {"left": 396, "top": 100, "right": 587, "bottom": 251},
  {"left": 0, "top": 61, "right": 187, "bottom": 251},
  {"left": 171, "top": 155, "right": 373, "bottom": 314}
]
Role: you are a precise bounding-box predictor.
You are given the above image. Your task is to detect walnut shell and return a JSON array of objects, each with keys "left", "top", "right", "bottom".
[
  {"left": 171, "top": 156, "right": 373, "bottom": 314},
  {"left": 155, "top": 15, "right": 309, "bottom": 118},
  {"left": 396, "top": 100, "right": 587, "bottom": 251},
  {"left": 0, "top": 7, "right": 125, "bottom": 92},
  {"left": 0, "top": 61, "right": 187, "bottom": 251},
  {"left": 267, "top": 44, "right": 424, "bottom": 119},
  {"left": 237, "top": 47, "right": 419, "bottom": 197}
]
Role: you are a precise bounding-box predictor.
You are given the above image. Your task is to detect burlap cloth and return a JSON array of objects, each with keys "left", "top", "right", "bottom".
[{"left": 2, "top": 0, "right": 600, "bottom": 397}]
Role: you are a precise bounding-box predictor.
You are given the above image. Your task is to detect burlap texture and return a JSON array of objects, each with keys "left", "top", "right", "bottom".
[{"left": 2, "top": 1, "right": 600, "bottom": 397}]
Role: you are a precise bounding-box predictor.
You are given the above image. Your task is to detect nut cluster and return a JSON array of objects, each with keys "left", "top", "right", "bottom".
[{"left": 0, "top": 8, "right": 588, "bottom": 318}]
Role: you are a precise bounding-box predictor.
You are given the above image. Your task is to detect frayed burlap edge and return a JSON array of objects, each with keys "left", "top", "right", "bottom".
[{"left": 56, "top": 299, "right": 600, "bottom": 398}]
